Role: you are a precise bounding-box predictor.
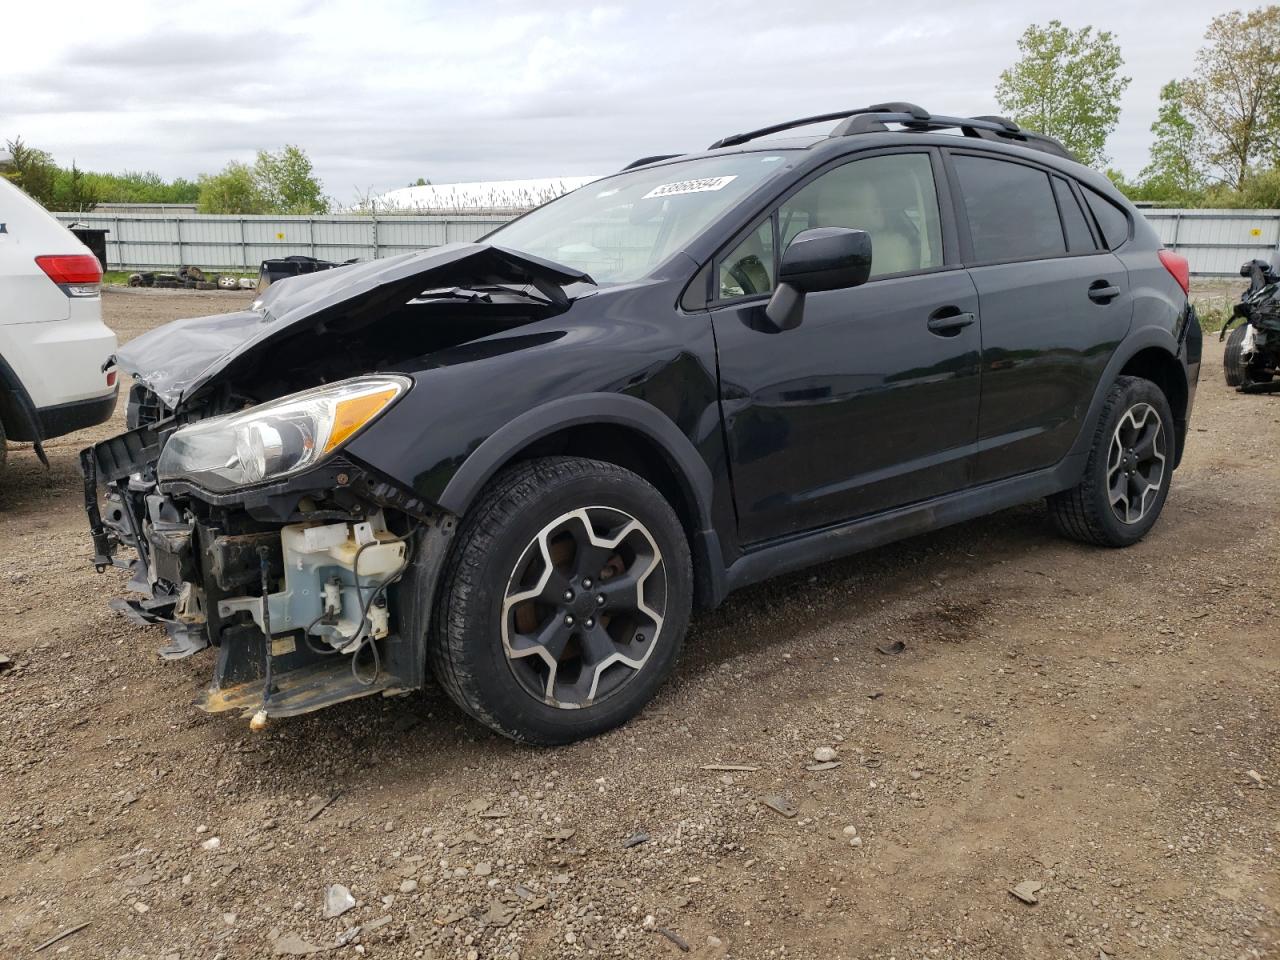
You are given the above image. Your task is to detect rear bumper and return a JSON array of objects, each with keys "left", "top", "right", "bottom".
[{"left": 32, "top": 389, "right": 118, "bottom": 440}]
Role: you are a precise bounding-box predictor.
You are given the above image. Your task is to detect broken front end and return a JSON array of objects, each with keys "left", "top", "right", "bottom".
[
  {"left": 82, "top": 377, "right": 451, "bottom": 724},
  {"left": 80, "top": 244, "right": 591, "bottom": 725}
]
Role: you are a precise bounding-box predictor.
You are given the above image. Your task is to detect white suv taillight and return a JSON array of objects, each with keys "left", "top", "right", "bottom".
[{"left": 35, "top": 254, "right": 102, "bottom": 297}]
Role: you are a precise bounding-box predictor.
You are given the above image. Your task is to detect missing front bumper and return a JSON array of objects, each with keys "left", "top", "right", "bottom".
[{"left": 82, "top": 430, "right": 456, "bottom": 724}]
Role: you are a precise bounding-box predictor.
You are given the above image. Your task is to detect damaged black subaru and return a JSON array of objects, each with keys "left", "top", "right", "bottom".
[{"left": 83, "top": 105, "right": 1201, "bottom": 744}]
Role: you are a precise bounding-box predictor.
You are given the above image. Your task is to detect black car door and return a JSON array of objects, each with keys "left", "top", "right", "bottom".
[
  {"left": 710, "top": 149, "right": 982, "bottom": 545},
  {"left": 945, "top": 151, "right": 1134, "bottom": 483}
]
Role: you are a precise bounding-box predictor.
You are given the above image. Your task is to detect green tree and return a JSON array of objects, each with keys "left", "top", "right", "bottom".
[
  {"left": 996, "top": 20, "right": 1131, "bottom": 167},
  {"left": 1182, "top": 7, "right": 1280, "bottom": 190},
  {"left": 1136, "top": 81, "right": 1205, "bottom": 203},
  {"left": 197, "top": 161, "right": 265, "bottom": 214},
  {"left": 86, "top": 170, "right": 200, "bottom": 205},
  {"left": 3, "top": 137, "right": 59, "bottom": 206},
  {"left": 253, "top": 145, "right": 328, "bottom": 214},
  {"left": 51, "top": 161, "right": 100, "bottom": 211}
]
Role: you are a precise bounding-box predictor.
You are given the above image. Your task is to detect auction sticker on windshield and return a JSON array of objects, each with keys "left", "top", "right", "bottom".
[{"left": 642, "top": 176, "right": 737, "bottom": 199}]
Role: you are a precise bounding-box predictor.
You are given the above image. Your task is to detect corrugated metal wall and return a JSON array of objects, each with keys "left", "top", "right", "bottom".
[
  {"left": 1140, "top": 209, "right": 1280, "bottom": 276},
  {"left": 55, "top": 208, "right": 1280, "bottom": 277},
  {"left": 53, "top": 212, "right": 512, "bottom": 271}
]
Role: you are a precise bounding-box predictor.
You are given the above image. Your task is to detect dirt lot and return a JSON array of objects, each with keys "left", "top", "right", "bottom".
[{"left": 0, "top": 286, "right": 1276, "bottom": 960}]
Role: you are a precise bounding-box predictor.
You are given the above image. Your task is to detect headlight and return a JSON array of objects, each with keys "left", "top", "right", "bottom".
[{"left": 157, "top": 376, "right": 410, "bottom": 491}]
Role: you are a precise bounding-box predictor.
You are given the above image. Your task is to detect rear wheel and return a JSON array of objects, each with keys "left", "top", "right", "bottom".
[
  {"left": 430, "top": 456, "right": 692, "bottom": 744},
  {"left": 1224, "top": 324, "right": 1248, "bottom": 387},
  {"left": 1048, "top": 376, "right": 1174, "bottom": 547}
]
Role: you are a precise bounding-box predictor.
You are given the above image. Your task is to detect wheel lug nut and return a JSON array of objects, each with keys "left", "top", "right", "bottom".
[
  {"left": 596, "top": 595, "right": 605, "bottom": 606},
  {"left": 582, "top": 578, "right": 593, "bottom": 588},
  {"left": 564, "top": 615, "right": 575, "bottom": 626},
  {"left": 584, "top": 618, "right": 595, "bottom": 628},
  {"left": 563, "top": 590, "right": 574, "bottom": 602}
]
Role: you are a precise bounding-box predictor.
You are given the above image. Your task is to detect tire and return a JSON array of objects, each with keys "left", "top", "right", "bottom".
[
  {"left": 1047, "top": 376, "right": 1175, "bottom": 548},
  {"left": 1224, "top": 324, "right": 1248, "bottom": 387},
  {"left": 430, "top": 456, "right": 692, "bottom": 745},
  {"left": 0, "top": 415, "right": 6, "bottom": 472}
]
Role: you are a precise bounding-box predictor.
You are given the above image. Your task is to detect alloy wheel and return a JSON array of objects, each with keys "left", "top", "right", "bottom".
[
  {"left": 501, "top": 506, "right": 667, "bottom": 709},
  {"left": 1107, "top": 402, "right": 1167, "bottom": 525}
]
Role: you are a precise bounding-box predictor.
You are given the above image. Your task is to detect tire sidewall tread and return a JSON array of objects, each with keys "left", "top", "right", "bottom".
[{"left": 430, "top": 456, "right": 692, "bottom": 745}]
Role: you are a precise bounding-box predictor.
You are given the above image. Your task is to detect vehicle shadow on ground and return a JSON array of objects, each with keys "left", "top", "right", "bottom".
[{"left": 227, "top": 501, "right": 1075, "bottom": 784}]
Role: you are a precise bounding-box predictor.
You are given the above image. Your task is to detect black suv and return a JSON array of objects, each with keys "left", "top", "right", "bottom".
[{"left": 84, "top": 104, "right": 1201, "bottom": 744}]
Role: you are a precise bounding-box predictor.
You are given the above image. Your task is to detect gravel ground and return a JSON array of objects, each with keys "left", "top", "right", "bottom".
[{"left": 0, "top": 285, "right": 1276, "bottom": 960}]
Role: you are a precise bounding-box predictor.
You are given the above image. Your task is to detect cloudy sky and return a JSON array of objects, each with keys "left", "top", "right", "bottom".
[{"left": 1, "top": 0, "right": 1243, "bottom": 203}]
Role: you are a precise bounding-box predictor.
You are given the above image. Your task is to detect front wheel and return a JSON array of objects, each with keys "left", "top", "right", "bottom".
[
  {"left": 429, "top": 457, "right": 692, "bottom": 745},
  {"left": 1048, "top": 376, "right": 1175, "bottom": 547}
]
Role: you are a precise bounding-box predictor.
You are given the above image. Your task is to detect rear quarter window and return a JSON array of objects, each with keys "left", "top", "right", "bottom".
[
  {"left": 1082, "top": 187, "right": 1131, "bottom": 250},
  {"left": 1053, "top": 177, "right": 1098, "bottom": 254}
]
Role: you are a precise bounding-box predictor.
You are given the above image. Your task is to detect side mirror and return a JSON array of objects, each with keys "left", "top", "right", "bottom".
[{"left": 766, "top": 227, "right": 872, "bottom": 330}]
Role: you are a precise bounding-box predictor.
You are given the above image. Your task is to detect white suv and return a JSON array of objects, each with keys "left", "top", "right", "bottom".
[{"left": 0, "top": 177, "right": 118, "bottom": 468}]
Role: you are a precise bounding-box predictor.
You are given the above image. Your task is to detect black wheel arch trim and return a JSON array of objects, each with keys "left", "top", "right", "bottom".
[
  {"left": 435, "top": 392, "right": 729, "bottom": 606},
  {"left": 1068, "top": 325, "right": 1188, "bottom": 467},
  {"left": 0, "top": 351, "right": 48, "bottom": 466}
]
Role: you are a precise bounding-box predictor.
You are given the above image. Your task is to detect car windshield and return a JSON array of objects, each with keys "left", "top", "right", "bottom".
[{"left": 487, "top": 153, "right": 796, "bottom": 285}]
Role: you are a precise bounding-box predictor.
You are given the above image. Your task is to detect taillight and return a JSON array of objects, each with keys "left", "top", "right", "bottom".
[
  {"left": 1158, "top": 249, "right": 1190, "bottom": 295},
  {"left": 35, "top": 254, "right": 102, "bottom": 297}
]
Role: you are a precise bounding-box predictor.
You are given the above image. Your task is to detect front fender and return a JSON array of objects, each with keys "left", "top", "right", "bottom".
[{"left": 436, "top": 392, "right": 717, "bottom": 529}]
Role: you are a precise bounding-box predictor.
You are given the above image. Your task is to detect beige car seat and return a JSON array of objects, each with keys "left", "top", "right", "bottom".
[{"left": 811, "top": 175, "right": 918, "bottom": 277}]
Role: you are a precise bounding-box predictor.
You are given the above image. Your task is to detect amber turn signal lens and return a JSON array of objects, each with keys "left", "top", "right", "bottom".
[{"left": 323, "top": 387, "right": 400, "bottom": 454}]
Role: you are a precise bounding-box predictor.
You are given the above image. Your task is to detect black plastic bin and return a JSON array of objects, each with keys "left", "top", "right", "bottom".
[{"left": 70, "top": 227, "right": 109, "bottom": 271}]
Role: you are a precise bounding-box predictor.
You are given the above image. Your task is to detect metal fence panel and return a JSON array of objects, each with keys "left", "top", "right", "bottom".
[
  {"left": 1140, "top": 209, "right": 1280, "bottom": 277},
  {"left": 54, "top": 212, "right": 512, "bottom": 271},
  {"left": 56, "top": 208, "right": 1280, "bottom": 277}
]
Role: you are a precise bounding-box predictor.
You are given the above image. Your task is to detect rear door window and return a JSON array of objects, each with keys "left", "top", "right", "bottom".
[
  {"left": 953, "top": 155, "right": 1066, "bottom": 263},
  {"left": 1053, "top": 177, "right": 1098, "bottom": 254},
  {"left": 1081, "top": 187, "right": 1131, "bottom": 250}
]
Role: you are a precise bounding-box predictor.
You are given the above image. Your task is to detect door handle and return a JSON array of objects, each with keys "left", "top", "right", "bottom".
[
  {"left": 1088, "top": 281, "right": 1121, "bottom": 303},
  {"left": 926, "top": 309, "right": 976, "bottom": 335}
]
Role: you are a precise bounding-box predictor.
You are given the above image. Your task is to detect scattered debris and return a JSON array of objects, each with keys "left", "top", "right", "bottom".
[
  {"left": 323, "top": 884, "right": 356, "bottom": 919},
  {"left": 806, "top": 761, "right": 842, "bottom": 772},
  {"left": 812, "top": 746, "right": 838, "bottom": 763},
  {"left": 1009, "top": 880, "right": 1043, "bottom": 905},
  {"left": 480, "top": 900, "right": 517, "bottom": 928},
  {"left": 273, "top": 931, "right": 326, "bottom": 955},
  {"left": 623, "top": 831, "right": 650, "bottom": 848},
  {"left": 699, "top": 763, "right": 760, "bottom": 772},
  {"left": 652, "top": 926, "right": 691, "bottom": 952},
  {"left": 304, "top": 792, "right": 342, "bottom": 823},
  {"left": 200, "top": 836, "right": 221, "bottom": 851},
  {"left": 762, "top": 795, "right": 798, "bottom": 818},
  {"left": 875, "top": 640, "right": 907, "bottom": 655},
  {"left": 32, "top": 921, "right": 90, "bottom": 953}
]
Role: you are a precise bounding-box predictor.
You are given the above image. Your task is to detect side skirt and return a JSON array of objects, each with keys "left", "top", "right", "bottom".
[{"left": 723, "top": 453, "right": 1087, "bottom": 597}]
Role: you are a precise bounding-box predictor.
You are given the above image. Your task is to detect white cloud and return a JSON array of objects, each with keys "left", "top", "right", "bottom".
[{"left": 0, "top": 0, "right": 1243, "bottom": 202}]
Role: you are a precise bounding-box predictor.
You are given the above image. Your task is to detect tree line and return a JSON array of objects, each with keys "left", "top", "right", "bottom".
[
  {"left": 0, "top": 142, "right": 330, "bottom": 214},
  {"left": 997, "top": 7, "right": 1280, "bottom": 207}
]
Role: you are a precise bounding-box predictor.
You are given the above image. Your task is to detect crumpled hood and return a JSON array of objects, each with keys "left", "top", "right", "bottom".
[{"left": 116, "top": 242, "right": 592, "bottom": 408}]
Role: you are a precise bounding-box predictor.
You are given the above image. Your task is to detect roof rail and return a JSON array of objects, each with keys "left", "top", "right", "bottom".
[
  {"left": 620, "top": 153, "right": 683, "bottom": 172},
  {"left": 709, "top": 105, "right": 1075, "bottom": 161}
]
